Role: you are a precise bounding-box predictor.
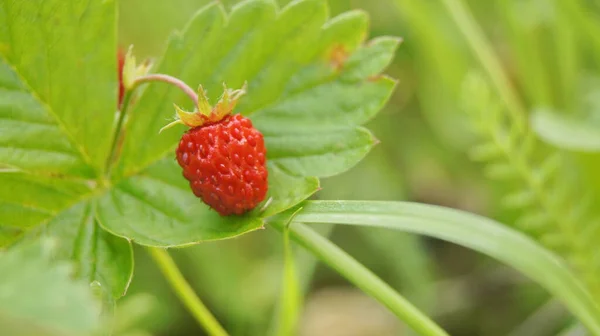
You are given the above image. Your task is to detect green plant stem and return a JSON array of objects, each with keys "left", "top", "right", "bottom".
[
  {"left": 440, "top": 0, "right": 526, "bottom": 131},
  {"left": 267, "top": 224, "right": 335, "bottom": 336},
  {"left": 105, "top": 91, "right": 134, "bottom": 175},
  {"left": 134, "top": 74, "right": 199, "bottom": 108},
  {"left": 104, "top": 73, "right": 198, "bottom": 175},
  {"left": 269, "top": 219, "right": 449, "bottom": 336},
  {"left": 274, "top": 224, "right": 300, "bottom": 336},
  {"left": 147, "top": 247, "right": 229, "bottom": 336}
]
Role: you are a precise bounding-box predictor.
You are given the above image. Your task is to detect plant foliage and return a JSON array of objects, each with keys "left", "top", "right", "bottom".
[
  {"left": 4, "top": 0, "right": 600, "bottom": 334},
  {"left": 461, "top": 72, "right": 600, "bottom": 296},
  {"left": 0, "top": 0, "right": 397, "bottom": 308},
  {"left": 0, "top": 240, "right": 102, "bottom": 336}
]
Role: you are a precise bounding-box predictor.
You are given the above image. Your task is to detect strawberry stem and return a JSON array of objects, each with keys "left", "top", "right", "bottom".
[
  {"left": 134, "top": 74, "right": 199, "bottom": 111},
  {"left": 105, "top": 89, "right": 134, "bottom": 176},
  {"left": 104, "top": 73, "right": 200, "bottom": 176}
]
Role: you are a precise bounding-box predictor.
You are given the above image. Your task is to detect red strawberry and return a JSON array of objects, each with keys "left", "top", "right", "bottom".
[
  {"left": 117, "top": 49, "right": 125, "bottom": 106},
  {"left": 165, "top": 84, "right": 268, "bottom": 216}
]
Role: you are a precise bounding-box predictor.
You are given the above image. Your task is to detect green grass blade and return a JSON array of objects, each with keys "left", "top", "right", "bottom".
[
  {"left": 494, "top": 0, "right": 551, "bottom": 107},
  {"left": 439, "top": 0, "right": 526, "bottom": 130},
  {"left": 269, "top": 219, "right": 449, "bottom": 336},
  {"left": 291, "top": 201, "right": 600, "bottom": 334}
]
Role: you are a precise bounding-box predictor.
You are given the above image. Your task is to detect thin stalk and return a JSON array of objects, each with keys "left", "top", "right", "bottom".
[
  {"left": 274, "top": 225, "right": 301, "bottom": 336},
  {"left": 104, "top": 73, "right": 199, "bottom": 175},
  {"left": 439, "top": 0, "right": 526, "bottom": 131},
  {"left": 267, "top": 224, "right": 335, "bottom": 336},
  {"left": 269, "top": 219, "right": 449, "bottom": 336},
  {"left": 148, "top": 247, "right": 229, "bottom": 336},
  {"left": 105, "top": 90, "right": 134, "bottom": 175},
  {"left": 134, "top": 74, "right": 199, "bottom": 108}
]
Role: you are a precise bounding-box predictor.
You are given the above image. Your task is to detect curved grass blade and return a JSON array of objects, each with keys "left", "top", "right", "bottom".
[{"left": 290, "top": 200, "right": 600, "bottom": 334}]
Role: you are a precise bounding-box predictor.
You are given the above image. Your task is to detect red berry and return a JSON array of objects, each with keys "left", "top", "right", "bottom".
[
  {"left": 176, "top": 114, "right": 268, "bottom": 216},
  {"left": 117, "top": 49, "right": 125, "bottom": 107}
]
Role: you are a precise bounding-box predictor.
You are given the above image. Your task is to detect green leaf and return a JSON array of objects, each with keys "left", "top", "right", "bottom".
[
  {"left": 0, "top": 240, "right": 102, "bottom": 336},
  {"left": 263, "top": 127, "right": 378, "bottom": 178},
  {"left": 340, "top": 36, "right": 402, "bottom": 81},
  {"left": 23, "top": 201, "right": 134, "bottom": 303},
  {"left": 0, "top": 61, "right": 91, "bottom": 176},
  {"left": 0, "top": 172, "right": 133, "bottom": 303},
  {"left": 532, "top": 109, "right": 600, "bottom": 152},
  {"left": 96, "top": 159, "right": 264, "bottom": 247},
  {"left": 0, "top": 0, "right": 117, "bottom": 176},
  {"left": 0, "top": 173, "right": 92, "bottom": 244},
  {"left": 260, "top": 162, "right": 320, "bottom": 218},
  {"left": 101, "top": 0, "right": 397, "bottom": 245},
  {"left": 0, "top": 0, "right": 133, "bottom": 304},
  {"left": 2, "top": 0, "right": 396, "bottom": 279},
  {"left": 289, "top": 201, "right": 600, "bottom": 334}
]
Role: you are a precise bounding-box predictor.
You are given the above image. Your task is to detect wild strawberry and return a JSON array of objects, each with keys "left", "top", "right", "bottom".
[
  {"left": 163, "top": 84, "right": 268, "bottom": 216},
  {"left": 117, "top": 49, "right": 125, "bottom": 106}
]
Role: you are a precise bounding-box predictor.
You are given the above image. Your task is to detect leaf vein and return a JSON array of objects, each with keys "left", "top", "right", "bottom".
[
  {"left": 115, "top": 184, "right": 188, "bottom": 222},
  {"left": 0, "top": 52, "right": 94, "bottom": 173}
]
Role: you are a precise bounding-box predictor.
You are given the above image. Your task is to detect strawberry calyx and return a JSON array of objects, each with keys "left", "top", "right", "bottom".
[{"left": 160, "top": 82, "right": 247, "bottom": 133}]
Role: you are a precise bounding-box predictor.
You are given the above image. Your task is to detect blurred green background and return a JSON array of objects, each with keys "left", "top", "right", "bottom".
[{"left": 115, "top": 0, "right": 599, "bottom": 335}]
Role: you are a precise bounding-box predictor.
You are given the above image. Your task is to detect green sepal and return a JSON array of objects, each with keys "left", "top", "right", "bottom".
[
  {"left": 213, "top": 82, "right": 247, "bottom": 118},
  {"left": 160, "top": 82, "right": 248, "bottom": 131},
  {"left": 159, "top": 104, "right": 203, "bottom": 133},
  {"left": 197, "top": 85, "right": 212, "bottom": 117}
]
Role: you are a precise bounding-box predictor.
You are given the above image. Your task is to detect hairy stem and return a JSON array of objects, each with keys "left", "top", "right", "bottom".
[
  {"left": 134, "top": 74, "right": 199, "bottom": 109},
  {"left": 148, "top": 247, "right": 229, "bottom": 336},
  {"left": 104, "top": 73, "right": 199, "bottom": 175}
]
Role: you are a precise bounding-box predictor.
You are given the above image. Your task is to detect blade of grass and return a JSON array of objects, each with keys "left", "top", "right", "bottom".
[
  {"left": 288, "top": 200, "right": 600, "bottom": 334},
  {"left": 439, "top": 0, "right": 526, "bottom": 131},
  {"left": 495, "top": 0, "right": 551, "bottom": 107},
  {"left": 558, "top": 0, "right": 600, "bottom": 67},
  {"left": 269, "top": 219, "right": 450, "bottom": 336},
  {"left": 392, "top": 0, "right": 474, "bottom": 148},
  {"left": 552, "top": 0, "right": 578, "bottom": 113}
]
